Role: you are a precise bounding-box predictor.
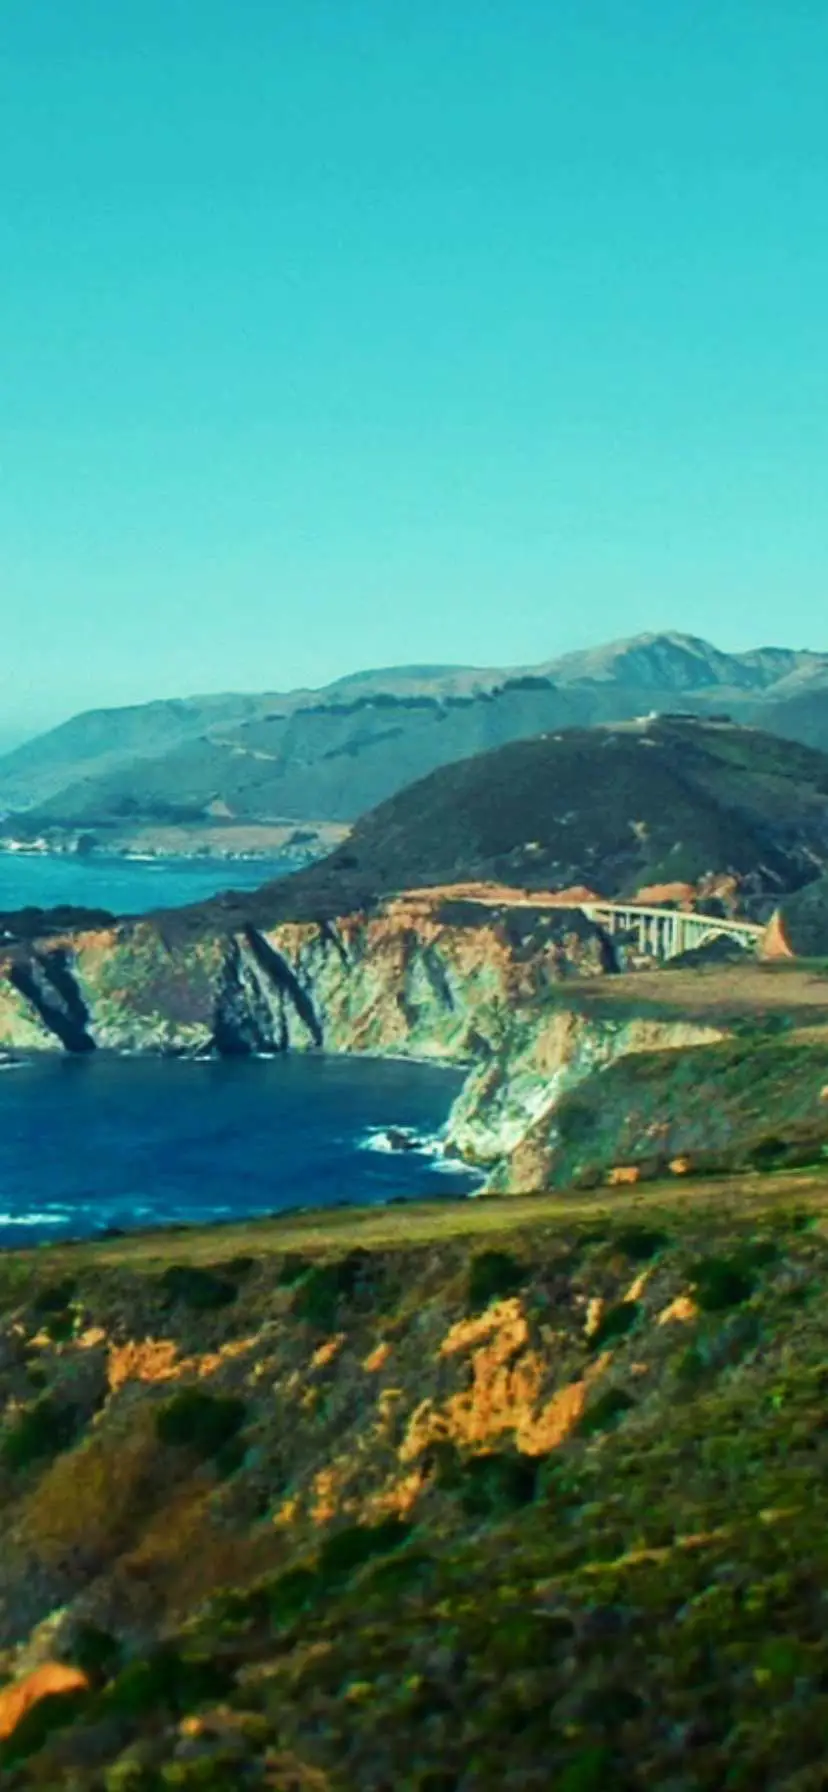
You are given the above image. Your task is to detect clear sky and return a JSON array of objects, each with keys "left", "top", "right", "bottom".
[{"left": 2, "top": 2, "right": 826, "bottom": 740}]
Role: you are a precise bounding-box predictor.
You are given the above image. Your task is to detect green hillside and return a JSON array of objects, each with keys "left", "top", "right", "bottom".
[{"left": 4, "top": 1174, "right": 828, "bottom": 1787}]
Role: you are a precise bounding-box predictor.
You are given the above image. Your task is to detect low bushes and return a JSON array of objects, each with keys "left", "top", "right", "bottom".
[
  {"left": 1, "top": 1395, "right": 81, "bottom": 1473},
  {"left": 577, "top": 1387, "right": 636, "bottom": 1438},
  {"left": 433, "top": 1444, "right": 540, "bottom": 1518},
  {"left": 290, "top": 1250, "right": 375, "bottom": 1331},
  {"left": 159, "top": 1264, "right": 238, "bottom": 1311},
  {"left": 155, "top": 1389, "right": 246, "bottom": 1460},
  {"left": 466, "top": 1250, "right": 528, "bottom": 1312}
]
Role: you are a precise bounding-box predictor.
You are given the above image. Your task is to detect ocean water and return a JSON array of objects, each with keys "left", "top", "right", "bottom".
[
  {"left": 0, "top": 850, "right": 295, "bottom": 916},
  {"left": 0, "top": 1054, "right": 481, "bottom": 1249}
]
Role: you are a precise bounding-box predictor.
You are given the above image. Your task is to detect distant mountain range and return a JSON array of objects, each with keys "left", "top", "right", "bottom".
[{"left": 3, "top": 630, "right": 828, "bottom": 841}]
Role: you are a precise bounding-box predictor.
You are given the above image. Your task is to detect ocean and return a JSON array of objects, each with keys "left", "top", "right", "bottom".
[
  {"left": 0, "top": 854, "right": 481, "bottom": 1247},
  {"left": 0, "top": 849, "right": 296, "bottom": 915},
  {"left": 0, "top": 1055, "right": 480, "bottom": 1249}
]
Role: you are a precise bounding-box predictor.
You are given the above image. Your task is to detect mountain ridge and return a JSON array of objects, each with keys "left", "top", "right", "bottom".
[{"left": 4, "top": 630, "right": 828, "bottom": 841}]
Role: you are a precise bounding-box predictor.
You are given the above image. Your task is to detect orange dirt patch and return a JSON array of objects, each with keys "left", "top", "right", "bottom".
[
  {"left": 402, "top": 1298, "right": 612, "bottom": 1460},
  {"left": 584, "top": 1297, "right": 604, "bottom": 1339},
  {"left": 310, "top": 1467, "right": 343, "bottom": 1526},
  {"left": 310, "top": 1335, "right": 345, "bottom": 1371},
  {"left": 657, "top": 1294, "right": 699, "bottom": 1326},
  {"left": 0, "top": 1663, "right": 90, "bottom": 1741},
  {"left": 632, "top": 882, "right": 696, "bottom": 906},
  {"left": 108, "top": 1334, "right": 258, "bottom": 1392},
  {"left": 623, "top": 1269, "right": 652, "bottom": 1303}
]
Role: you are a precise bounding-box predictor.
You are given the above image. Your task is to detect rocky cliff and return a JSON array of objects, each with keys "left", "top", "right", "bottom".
[
  {"left": 0, "top": 896, "right": 629, "bottom": 1180},
  {"left": 3, "top": 886, "right": 816, "bottom": 1194}
]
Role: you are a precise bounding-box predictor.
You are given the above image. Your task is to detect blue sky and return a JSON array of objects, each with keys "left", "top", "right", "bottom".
[{"left": 2, "top": 2, "right": 827, "bottom": 738}]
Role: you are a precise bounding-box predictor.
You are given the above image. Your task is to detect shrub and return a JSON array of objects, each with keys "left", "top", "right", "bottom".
[
  {"left": 71, "top": 1623, "right": 123, "bottom": 1683},
  {"left": 262, "top": 1522, "right": 416, "bottom": 1631},
  {"left": 675, "top": 1311, "right": 762, "bottom": 1388},
  {"left": 318, "top": 1518, "right": 412, "bottom": 1582},
  {"left": 467, "top": 1250, "right": 528, "bottom": 1312},
  {"left": 361, "top": 1548, "right": 436, "bottom": 1595},
  {"left": 1, "top": 1395, "right": 81, "bottom": 1472},
  {"left": 290, "top": 1251, "right": 370, "bottom": 1330},
  {"left": 613, "top": 1225, "right": 670, "bottom": 1262},
  {"left": 277, "top": 1253, "right": 313, "bottom": 1287},
  {"left": 159, "top": 1264, "right": 237, "bottom": 1311},
  {"left": 688, "top": 1244, "right": 775, "bottom": 1312},
  {"left": 578, "top": 1388, "right": 635, "bottom": 1438},
  {"left": 214, "top": 1434, "right": 247, "bottom": 1479},
  {"left": 461, "top": 1452, "right": 539, "bottom": 1518},
  {"left": 223, "top": 1254, "right": 256, "bottom": 1278},
  {"left": 45, "top": 1308, "right": 76, "bottom": 1343},
  {"left": 155, "top": 1389, "right": 246, "bottom": 1459},
  {"left": 588, "top": 1300, "right": 640, "bottom": 1351},
  {"left": 31, "top": 1278, "right": 76, "bottom": 1316},
  {"left": 431, "top": 1439, "right": 541, "bottom": 1515},
  {"left": 102, "top": 1645, "right": 233, "bottom": 1719},
  {"left": 267, "top": 1566, "right": 322, "bottom": 1627}
]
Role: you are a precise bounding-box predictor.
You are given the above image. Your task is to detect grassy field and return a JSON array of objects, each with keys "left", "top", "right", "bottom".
[
  {"left": 546, "top": 957, "right": 828, "bottom": 1024},
  {"left": 8, "top": 1160, "right": 828, "bottom": 1273}
]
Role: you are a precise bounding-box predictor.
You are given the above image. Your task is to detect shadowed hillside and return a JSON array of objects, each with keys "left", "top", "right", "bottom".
[{"left": 153, "top": 715, "right": 828, "bottom": 938}]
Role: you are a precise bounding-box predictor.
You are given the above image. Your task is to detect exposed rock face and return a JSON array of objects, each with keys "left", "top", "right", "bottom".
[
  {"left": 0, "top": 894, "right": 660, "bottom": 1187},
  {"left": 0, "top": 895, "right": 610, "bottom": 1061},
  {"left": 0, "top": 887, "right": 799, "bottom": 1195},
  {"left": 447, "top": 1011, "right": 727, "bottom": 1171}
]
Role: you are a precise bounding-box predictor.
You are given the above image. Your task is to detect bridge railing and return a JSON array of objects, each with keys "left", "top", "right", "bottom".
[{"left": 579, "top": 902, "right": 765, "bottom": 940}]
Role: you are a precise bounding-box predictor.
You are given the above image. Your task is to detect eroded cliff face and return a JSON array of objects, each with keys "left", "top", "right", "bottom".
[
  {"left": 446, "top": 1010, "right": 727, "bottom": 1175},
  {"left": 0, "top": 892, "right": 728, "bottom": 1190}
]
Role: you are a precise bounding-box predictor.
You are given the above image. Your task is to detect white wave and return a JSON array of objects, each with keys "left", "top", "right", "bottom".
[
  {"left": 358, "top": 1124, "right": 475, "bottom": 1176},
  {"left": 359, "top": 1125, "right": 425, "bottom": 1155},
  {"left": 0, "top": 1210, "right": 69, "bottom": 1227}
]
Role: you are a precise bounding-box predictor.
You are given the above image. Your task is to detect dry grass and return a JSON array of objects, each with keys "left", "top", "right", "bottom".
[{"left": 561, "top": 958, "right": 828, "bottom": 1018}]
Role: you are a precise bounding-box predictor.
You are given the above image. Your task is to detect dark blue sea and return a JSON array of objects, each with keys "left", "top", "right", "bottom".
[
  {"left": 0, "top": 855, "right": 480, "bottom": 1248},
  {"left": 0, "top": 1055, "right": 479, "bottom": 1249}
]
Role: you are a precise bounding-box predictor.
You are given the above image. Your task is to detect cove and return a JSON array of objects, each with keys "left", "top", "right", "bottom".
[{"left": 0, "top": 1053, "right": 481, "bottom": 1249}]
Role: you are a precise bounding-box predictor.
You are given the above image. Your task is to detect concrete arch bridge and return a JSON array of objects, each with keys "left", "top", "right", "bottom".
[{"left": 578, "top": 901, "right": 766, "bottom": 963}]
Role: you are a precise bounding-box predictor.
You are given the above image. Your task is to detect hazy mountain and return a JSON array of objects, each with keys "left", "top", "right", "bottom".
[{"left": 3, "top": 631, "right": 828, "bottom": 836}]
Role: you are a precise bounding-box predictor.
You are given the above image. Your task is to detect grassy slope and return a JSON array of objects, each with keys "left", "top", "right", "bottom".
[{"left": 4, "top": 1173, "right": 828, "bottom": 1786}]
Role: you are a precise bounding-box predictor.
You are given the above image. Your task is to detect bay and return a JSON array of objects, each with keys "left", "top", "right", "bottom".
[
  {"left": 0, "top": 850, "right": 295, "bottom": 917},
  {"left": 0, "top": 1054, "right": 480, "bottom": 1249}
]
